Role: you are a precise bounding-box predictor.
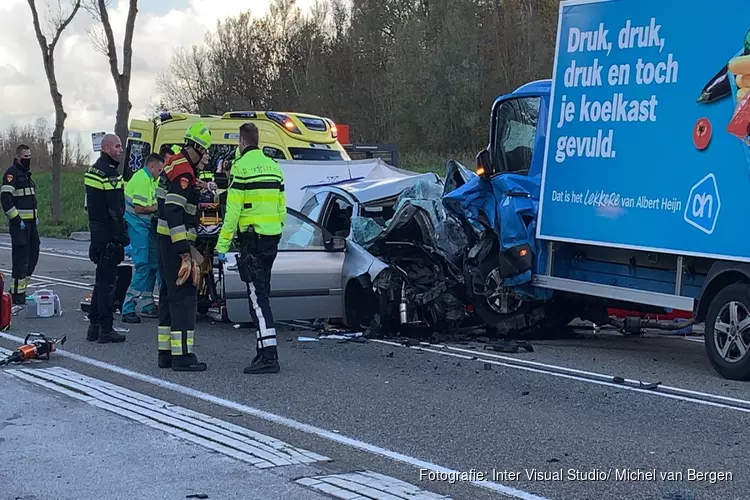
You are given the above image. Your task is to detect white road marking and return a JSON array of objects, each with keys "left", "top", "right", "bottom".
[
  {"left": 296, "top": 471, "right": 452, "bottom": 500},
  {"left": 370, "top": 339, "right": 750, "bottom": 412},
  {"left": 0, "top": 331, "right": 547, "bottom": 500},
  {"left": 27, "top": 281, "right": 55, "bottom": 289},
  {"left": 5, "top": 366, "right": 330, "bottom": 468},
  {"left": 0, "top": 243, "right": 91, "bottom": 261},
  {"left": 0, "top": 268, "right": 93, "bottom": 292}
]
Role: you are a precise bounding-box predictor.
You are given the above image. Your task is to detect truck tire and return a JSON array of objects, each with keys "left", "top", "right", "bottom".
[
  {"left": 470, "top": 250, "right": 575, "bottom": 338},
  {"left": 704, "top": 283, "right": 750, "bottom": 381}
]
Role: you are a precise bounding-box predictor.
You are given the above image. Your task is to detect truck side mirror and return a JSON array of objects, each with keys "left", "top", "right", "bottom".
[{"left": 476, "top": 149, "right": 494, "bottom": 179}]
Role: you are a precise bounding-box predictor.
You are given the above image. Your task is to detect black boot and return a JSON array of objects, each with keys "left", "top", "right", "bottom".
[
  {"left": 172, "top": 353, "right": 207, "bottom": 372},
  {"left": 158, "top": 350, "right": 172, "bottom": 368},
  {"left": 86, "top": 322, "right": 100, "bottom": 342},
  {"left": 12, "top": 293, "right": 25, "bottom": 306},
  {"left": 97, "top": 327, "right": 127, "bottom": 344},
  {"left": 243, "top": 348, "right": 280, "bottom": 374}
]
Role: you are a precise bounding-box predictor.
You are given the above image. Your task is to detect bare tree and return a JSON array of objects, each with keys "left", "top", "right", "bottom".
[
  {"left": 84, "top": 0, "right": 138, "bottom": 150},
  {"left": 27, "top": 0, "right": 82, "bottom": 220}
]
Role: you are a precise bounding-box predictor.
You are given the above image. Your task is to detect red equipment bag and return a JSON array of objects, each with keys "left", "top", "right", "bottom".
[{"left": 0, "top": 272, "right": 11, "bottom": 331}]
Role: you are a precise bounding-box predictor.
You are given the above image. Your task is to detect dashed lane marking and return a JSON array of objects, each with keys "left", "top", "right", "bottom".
[
  {"left": 296, "top": 471, "right": 452, "bottom": 500},
  {"left": 4, "top": 366, "right": 331, "bottom": 469},
  {"left": 0, "top": 331, "right": 548, "bottom": 500}
]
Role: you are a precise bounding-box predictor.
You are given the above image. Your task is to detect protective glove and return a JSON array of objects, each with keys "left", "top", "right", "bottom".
[
  {"left": 217, "top": 253, "right": 227, "bottom": 263},
  {"left": 19, "top": 220, "right": 25, "bottom": 230},
  {"left": 176, "top": 253, "right": 193, "bottom": 286},
  {"left": 190, "top": 253, "right": 202, "bottom": 286}
]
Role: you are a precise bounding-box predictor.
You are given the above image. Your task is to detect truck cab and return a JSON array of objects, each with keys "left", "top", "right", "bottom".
[{"left": 445, "top": 78, "right": 750, "bottom": 381}]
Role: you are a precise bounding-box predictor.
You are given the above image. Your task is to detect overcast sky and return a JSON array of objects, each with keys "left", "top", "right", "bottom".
[{"left": 0, "top": 0, "right": 315, "bottom": 153}]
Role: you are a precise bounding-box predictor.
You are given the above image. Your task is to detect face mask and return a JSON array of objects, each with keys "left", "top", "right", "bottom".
[{"left": 20, "top": 158, "right": 30, "bottom": 168}]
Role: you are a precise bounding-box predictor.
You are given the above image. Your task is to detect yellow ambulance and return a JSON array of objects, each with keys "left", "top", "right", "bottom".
[{"left": 124, "top": 110, "right": 350, "bottom": 179}]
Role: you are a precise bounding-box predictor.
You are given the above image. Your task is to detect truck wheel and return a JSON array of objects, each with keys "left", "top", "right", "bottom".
[
  {"left": 704, "top": 283, "right": 750, "bottom": 381},
  {"left": 471, "top": 253, "right": 527, "bottom": 324},
  {"left": 470, "top": 252, "right": 575, "bottom": 337}
]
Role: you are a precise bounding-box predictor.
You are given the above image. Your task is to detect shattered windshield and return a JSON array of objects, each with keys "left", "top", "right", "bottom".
[{"left": 349, "top": 177, "right": 468, "bottom": 262}]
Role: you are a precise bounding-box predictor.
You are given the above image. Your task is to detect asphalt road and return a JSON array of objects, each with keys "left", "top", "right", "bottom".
[{"left": 1, "top": 236, "right": 749, "bottom": 500}]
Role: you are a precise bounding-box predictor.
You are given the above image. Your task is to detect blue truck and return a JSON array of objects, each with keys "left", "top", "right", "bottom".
[{"left": 442, "top": 0, "right": 750, "bottom": 380}]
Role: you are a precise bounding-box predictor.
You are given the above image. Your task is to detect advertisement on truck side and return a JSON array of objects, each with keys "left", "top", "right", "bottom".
[{"left": 537, "top": 0, "right": 750, "bottom": 262}]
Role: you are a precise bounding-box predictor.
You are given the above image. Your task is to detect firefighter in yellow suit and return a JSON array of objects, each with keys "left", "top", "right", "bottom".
[
  {"left": 156, "top": 122, "right": 212, "bottom": 372},
  {"left": 216, "top": 123, "right": 286, "bottom": 374}
]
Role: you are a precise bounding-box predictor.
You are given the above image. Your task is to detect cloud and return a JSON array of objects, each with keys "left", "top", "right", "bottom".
[{"left": 0, "top": 0, "right": 314, "bottom": 155}]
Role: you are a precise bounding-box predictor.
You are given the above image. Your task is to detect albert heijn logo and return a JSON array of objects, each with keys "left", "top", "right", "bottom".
[{"left": 684, "top": 173, "right": 720, "bottom": 235}]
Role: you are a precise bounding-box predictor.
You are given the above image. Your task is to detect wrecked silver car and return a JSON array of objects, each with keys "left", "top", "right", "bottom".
[{"left": 222, "top": 162, "right": 477, "bottom": 335}]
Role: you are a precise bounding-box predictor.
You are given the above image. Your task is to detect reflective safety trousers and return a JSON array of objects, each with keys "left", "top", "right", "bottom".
[{"left": 122, "top": 211, "right": 160, "bottom": 315}]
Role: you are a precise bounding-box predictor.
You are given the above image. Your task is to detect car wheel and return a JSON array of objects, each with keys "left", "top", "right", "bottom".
[{"left": 704, "top": 283, "right": 750, "bottom": 380}]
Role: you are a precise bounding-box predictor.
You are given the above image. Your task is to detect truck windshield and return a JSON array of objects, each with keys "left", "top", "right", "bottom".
[
  {"left": 492, "top": 96, "right": 540, "bottom": 175},
  {"left": 289, "top": 147, "right": 346, "bottom": 161}
]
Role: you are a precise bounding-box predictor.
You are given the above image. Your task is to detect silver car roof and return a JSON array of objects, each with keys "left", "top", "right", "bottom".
[{"left": 308, "top": 172, "right": 441, "bottom": 204}]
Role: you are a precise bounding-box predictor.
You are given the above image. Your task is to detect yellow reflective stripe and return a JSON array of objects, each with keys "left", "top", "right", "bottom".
[
  {"left": 187, "top": 228, "right": 197, "bottom": 242},
  {"left": 185, "top": 203, "right": 197, "bottom": 215},
  {"left": 158, "top": 326, "right": 170, "bottom": 351},
  {"left": 132, "top": 193, "right": 150, "bottom": 204},
  {"left": 85, "top": 173, "right": 123, "bottom": 191},
  {"left": 170, "top": 330, "right": 194, "bottom": 355},
  {"left": 13, "top": 187, "right": 35, "bottom": 196},
  {"left": 156, "top": 219, "right": 170, "bottom": 236},
  {"left": 84, "top": 173, "right": 105, "bottom": 189},
  {"left": 18, "top": 209, "right": 36, "bottom": 220},
  {"left": 239, "top": 214, "right": 283, "bottom": 224},
  {"left": 163, "top": 159, "right": 188, "bottom": 174},
  {"left": 229, "top": 192, "right": 279, "bottom": 203},
  {"left": 170, "top": 224, "right": 188, "bottom": 242},
  {"left": 1, "top": 185, "right": 14, "bottom": 194},
  {"left": 5, "top": 207, "right": 18, "bottom": 218},
  {"left": 165, "top": 193, "right": 187, "bottom": 207}
]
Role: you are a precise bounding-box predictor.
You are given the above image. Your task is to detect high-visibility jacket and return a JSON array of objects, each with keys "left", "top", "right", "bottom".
[
  {"left": 198, "top": 169, "right": 215, "bottom": 181},
  {"left": 85, "top": 155, "right": 129, "bottom": 251},
  {"left": 216, "top": 147, "right": 286, "bottom": 254},
  {"left": 124, "top": 167, "right": 157, "bottom": 223},
  {"left": 1, "top": 161, "right": 37, "bottom": 223},
  {"left": 155, "top": 153, "right": 198, "bottom": 256}
]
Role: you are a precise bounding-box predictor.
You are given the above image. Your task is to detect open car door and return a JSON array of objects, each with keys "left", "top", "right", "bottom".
[{"left": 223, "top": 208, "right": 347, "bottom": 323}]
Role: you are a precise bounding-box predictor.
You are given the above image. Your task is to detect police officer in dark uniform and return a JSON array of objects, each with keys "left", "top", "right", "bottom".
[
  {"left": 1, "top": 144, "right": 40, "bottom": 305},
  {"left": 84, "top": 134, "right": 129, "bottom": 344},
  {"left": 155, "top": 123, "right": 212, "bottom": 372}
]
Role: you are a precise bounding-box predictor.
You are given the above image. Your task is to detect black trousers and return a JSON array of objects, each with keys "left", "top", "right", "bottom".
[
  {"left": 9, "top": 220, "right": 40, "bottom": 297},
  {"left": 89, "top": 242, "right": 124, "bottom": 331},
  {"left": 157, "top": 236, "right": 197, "bottom": 356},
  {"left": 238, "top": 232, "right": 280, "bottom": 356}
]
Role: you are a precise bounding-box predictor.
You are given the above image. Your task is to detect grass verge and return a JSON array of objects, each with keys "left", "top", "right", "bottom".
[{"left": 1, "top": 171, "right": 87, "bottom": 239}]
